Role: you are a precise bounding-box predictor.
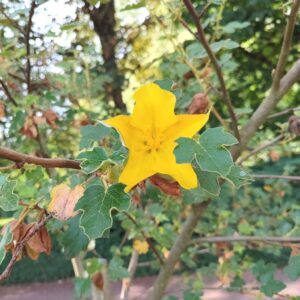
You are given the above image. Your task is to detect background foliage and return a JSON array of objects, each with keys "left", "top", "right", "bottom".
[{"left": 0, "top": 0, "right": 299, "bottom": 299}]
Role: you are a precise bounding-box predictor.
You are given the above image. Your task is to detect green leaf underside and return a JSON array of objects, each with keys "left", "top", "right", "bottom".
[
  {"left": 77, "top": 147, "right": 109, "bottom": 174},
  {"left": 80, "top": 123, "right": 110, "bottom": 149},
  {"left": 76, "top": 183, "right": 130, "bottom": 239},
  {"left": 0, "top": 176, "right": 19, "bottom": 211},
  {"left": 0, "top": 224, "right": 12, "bottom": 266}
]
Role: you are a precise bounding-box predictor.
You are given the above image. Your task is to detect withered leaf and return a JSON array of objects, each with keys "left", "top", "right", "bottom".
[{"left": 48, "top": 184, "right": 84, "bottom": 221}]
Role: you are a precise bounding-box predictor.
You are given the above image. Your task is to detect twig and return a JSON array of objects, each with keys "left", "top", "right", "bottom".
[
  {"left": 123, "top": 212, "right": 164, "bottom": 266},
  {"left": 120, "top": 250, "right": 139, "bottom": 300},
  {"left": 237, "top": 133, "right": 285, "bottom": 164},
  {"left": 0, "top": 5, "right": 26, "bottom": 35},
  {"left": 147, "top": 201, "right": 209, "bottom": 300},
  {"left": 0, "top": 214, "right": 52, "bottom": 282},
  {"left": 232, "top": 1, "right": 300, "bottom": 160},
  {"left": 25, "top": 0, "right": 36, "bottom": 94},
  {"left": 0, "top": 163, "right": 18, "bottom": 171},
  {"left": 182, "top": 0, "right": 240, "bottom": 141},
  {"left": 198, "top": 1, "right": 211, "bottom": 19},
  {"left": 252, "top": 174, "right": 300, "bottom": 181},
  {"left": 272, "top": 0, "right": 300, "bottom": 89},
  {"left": 268, "top": 106, "right": 300, "bottom": 119},
  {"left": 0, "top": 146, "right": 80, "bottom": 169},
  {"left": 191, "top": 235, "right": 300, "bottom": 245},
  {"left": 0, "top": 80, "right": 18, "bottom": 106}
]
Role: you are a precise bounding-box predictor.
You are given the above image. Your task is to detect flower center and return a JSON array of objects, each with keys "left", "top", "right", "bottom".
[{"left": 144, "top": 128, "right": 163, "bottom": 152}]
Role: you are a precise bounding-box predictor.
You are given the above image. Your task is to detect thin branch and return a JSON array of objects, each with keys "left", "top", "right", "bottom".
[
  {"left": 198, "top": 1, "right": 211, "bottom": 19},
  {"left": 233, "top": 58, "right": 300, "bottom": 160},
  {"left": 123, "top": 212, "right": 165, "bottom": 266},
  {"left": 268, "top": 106, "right": 300, "bottom": 119},
  {"left": 182, "top": 0, "right": 240, "bottom": 141},
  {"left": 120, "top": 250, "right": 139, "bottom": 300},
  {"left": 272, "top": 0, "right": 300, "bottom": 89},
  {"left": 252, "top": 174, "right": 300, "bottom": 181},
  {"left": 0, "top": 163, "right": 17, "bottom": 171},
  {"left": 147, "top": 201, "right": 209, "bottom": 300},
  {"left": 0, "top": 80, "right": 18, "bottom": 106},
  {"left": 191, "top": 235, "right": 300, "bottom": 245},
  {"left": 0, "top": 214, "right": 52, "bottom": 282},
  {"left": 25, "top": 0, "right": 37, "bottom": 94},
  {"left": 237, "top": 133, "right": 285, "bottom": 164},
  {"left": 0, "top": 5, "right": 26, "bottom": 35},
  {"left": 0, "top": 146, "right": 80, "bottom": 169}
]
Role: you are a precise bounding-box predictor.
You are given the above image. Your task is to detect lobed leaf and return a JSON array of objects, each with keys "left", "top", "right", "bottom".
[
  {"left": 0, "top": 224, "right": 12, "bottom": 266},
  {"left": 76, "top": 183, "right": 130, "bottom": 239},
  {"left": 0, "top": 176, "right": 19, "bottom": 211},
  {"left": 77, "top": 147, "right": 109, "bottom": 174}
]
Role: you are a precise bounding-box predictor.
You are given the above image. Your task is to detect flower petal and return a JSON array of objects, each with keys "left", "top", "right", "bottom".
[
  {"left": 102, "top": 115, "right": 143, "bottom": 148},
  {"left": 153, "top": 141, "right": 198, "bottom": 189},
  {"left": 119, "top": 150, "right": 155, "bottom": 192},
  {"left": 131, "top": 83, "right": 177, "bottom": 132},
  {"left": 164, "top": 113, "right": 209, "bottom": 141}
]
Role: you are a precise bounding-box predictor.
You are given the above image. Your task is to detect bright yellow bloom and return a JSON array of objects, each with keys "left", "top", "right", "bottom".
[
  {"left": 133, "top": 239, "right": 149, "bottom": 254},
  {"left": 103, "top": 83, "right": 209, "bottom": 192}
]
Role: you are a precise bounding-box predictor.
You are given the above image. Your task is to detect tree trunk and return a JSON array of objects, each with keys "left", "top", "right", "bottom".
[{"left": 85, "top": 0, "right": 126, "bottom": 110}]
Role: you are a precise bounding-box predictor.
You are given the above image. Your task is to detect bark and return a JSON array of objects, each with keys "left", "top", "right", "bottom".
[{"left": 85, "top": 0, "right": 125, "bottom": 110}]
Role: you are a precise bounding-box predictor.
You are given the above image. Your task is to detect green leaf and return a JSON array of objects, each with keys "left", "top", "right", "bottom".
[
  {"left": 121, "top": 0, "right": 145, "bottom": 11},
  {"left": 77, "top": 147, "right": 109, "bottom": 174},
  {"left": 195, "top": 127, "right": 238, "bottom": 176},
  {"left": 74, "top": 277, "right": 91, "bottom": 299},
  {"left": 59, "top": 215, "right": 89, "bottom": 259},
  {"left": 226, "top": 165, "right": 253, "bottom": 188},
  {"left": 174, "top": 137, "right": 197, "bottom": 163},
  {"left": 252, "top": 261, "right": 286, "bottom": 297},
  {"left": 210, "top": 39, "right": 239, "bottom": 52},
  {"left": 80, "top": 123, "right": 110, "bottom": 150},
  {"left": 108, "top": 257, "right": 130, "bottom": 281},
  {"left": 0, "top": 224, "right": 12, "bottom": 266},
  {"left": 0, "top": 176, "right": 19, "bottom": 211},
  {"left": 284, "top": 255, "right": 300, "bottom": 281},
  {"left": 222, "top": 21, "right": 250, "bottom": 34},
  {"left": 154, "top": 79, "right": 182, "bottom": 100},
  {"left": 261, "top": 279, "right": 286, "bottom": 297},
  {"left": 86, "top": 0, "right": 101, "bottom": 5},
  {"left": 76, "top": 183, "right": 130, "bottom": 239},
  {"left": 187, "top": 39, "right": 239, "bottom": 60},
  {"left": 193, "top": 163, "right": 220, "bottom": 197},
  {"left": 61, "top": 21, "right": 86, "bottom": 31}
]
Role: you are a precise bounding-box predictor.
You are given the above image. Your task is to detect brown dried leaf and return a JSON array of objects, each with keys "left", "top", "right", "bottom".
[
  {"left": 5, "top": 221, "right": 52, "bottom": 260},
  {"left": 0, "top": 102, "right": 5, "bottom": 120},
  {"left": 48, "top": 184, "right": 84, "bottom": 221},
  {"left": 149, "top": 175, "right": 181, "bottom": 196},
  {"left": 43, "top": 109, "right": 58, "bottom": 129},
  {"left": 20, "top": 116, "right": 38, "bottom": 139},
  {"left": 92, "top": 272, "right": 104, "bottom": 290},
  {"left": 288, "top": 115, "right": 300, "bottom": 137},
  {"left": 188, "top": 93, "right": 209, "bottom": 115},
  {"left": 25, "top": 225, "right": 52, "bottom": 260}
]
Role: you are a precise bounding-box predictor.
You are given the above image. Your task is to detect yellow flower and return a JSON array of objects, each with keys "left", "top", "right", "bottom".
[
  {"left": 103, "top": 83, "right": 209, "bottom": 192},
  {"left": 133, "top": 239, "right": 149, "bottom": 254}
]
